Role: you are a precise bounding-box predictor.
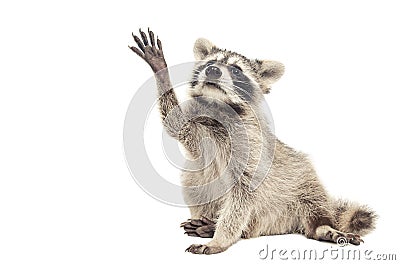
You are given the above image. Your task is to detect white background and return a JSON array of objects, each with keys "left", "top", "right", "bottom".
[{"left": 1, "top": 0, "right": 399, "bottom": 264}]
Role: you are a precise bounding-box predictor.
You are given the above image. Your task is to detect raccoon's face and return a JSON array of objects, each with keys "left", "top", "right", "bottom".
[
  {"left": 189, "top": 38, "right": 285, "bottom": 106},
  {"left": 190, "top": 56, "right": 258, "bottom": 105}
]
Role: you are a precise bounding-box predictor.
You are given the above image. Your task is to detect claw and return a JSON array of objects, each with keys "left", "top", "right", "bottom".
[
  {"left": 129, "top": 46, "right": 144, "bottom": 59},
  {"left": 183, "top": 224, "right": 197, "bottom": 230},
  {"left": 132, "top": 34, "right": 145, "bottom": 53},
  {"left": 148, "top": 28, "right": 155, "bottom": 46},
  {"left": 139, "top": 28, "right": 149, "bottom": 46},
  {"left": 157, "top": 37, "right": 163, "bottom": 50},
  {"left": 185, "top": 232, "right": 198, "bottom": 237},
  {"left": 180, "top": 219, "right": 191, "bottom": 227}
]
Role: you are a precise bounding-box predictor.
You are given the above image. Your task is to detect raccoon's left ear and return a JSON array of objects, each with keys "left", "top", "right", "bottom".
[
  {"left": 256, "top": 60, "right": 285, "bottom": 94},
  {"left": 193, "top": 38, "right": 215, "bottom": 60}
]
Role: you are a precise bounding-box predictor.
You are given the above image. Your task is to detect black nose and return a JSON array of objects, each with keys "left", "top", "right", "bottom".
[{"left": 205, "top": 66, "right": 222, "bottom": 79}]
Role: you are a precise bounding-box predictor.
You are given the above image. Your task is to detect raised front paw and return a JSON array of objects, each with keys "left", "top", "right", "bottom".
[
  {"left": 180, "top": 216, "right": 215, "bottom": 238},
  {"left": 185, "top": 244, "right": 224, "bottom": 255},
  {"left": 129, "top": 28, "right": 167, "bottom": 73}
]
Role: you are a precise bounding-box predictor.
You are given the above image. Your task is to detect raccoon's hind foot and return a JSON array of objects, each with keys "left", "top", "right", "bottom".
[
  {"left": 314, "top": 225, "right": 364, "bottom": 246},
  {"left": 180, "top": 216, "right": 215, "bottom": 238},
  {"left": 185, "top": 244, "right": 224, "bottom": 255}
]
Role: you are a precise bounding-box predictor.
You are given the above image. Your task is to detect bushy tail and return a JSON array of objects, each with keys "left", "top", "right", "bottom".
[{"left": 332, "top": 199, "right": 377, "bottom": 236}]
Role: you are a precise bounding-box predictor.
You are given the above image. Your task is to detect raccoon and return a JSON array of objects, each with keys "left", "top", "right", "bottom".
[{"left": 129, "top": 28, "right": 377, "bottom": 255}]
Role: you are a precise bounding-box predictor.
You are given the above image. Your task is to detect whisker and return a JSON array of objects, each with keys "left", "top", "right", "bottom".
[
  {"left": 221, "top": 82, "right": 252, "bottom": 98},
  {"left": 231, "top": 80, "right": 251, "bottom": 86}
]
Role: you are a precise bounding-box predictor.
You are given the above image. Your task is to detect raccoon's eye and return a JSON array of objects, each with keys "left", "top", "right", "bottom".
[{"left": 231, "top": 66, "right": 242, "bottom": 76}]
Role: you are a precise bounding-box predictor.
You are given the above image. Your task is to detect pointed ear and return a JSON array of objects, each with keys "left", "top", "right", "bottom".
[
  {"left": 193, "top": 38, "right": 215, "bottom": 60},
  {"left": 257, "top": 60, "right": 285, "bottom": 93}
]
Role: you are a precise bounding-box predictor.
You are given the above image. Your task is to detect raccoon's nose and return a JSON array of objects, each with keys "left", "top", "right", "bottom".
[{"left": 205, "top": 66, "right": 222, "bottom": 79}]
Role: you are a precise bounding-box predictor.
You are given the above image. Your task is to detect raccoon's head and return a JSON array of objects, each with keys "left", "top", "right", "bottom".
[{"left": 189, "top": 38, "right": 284, "bottom": 106}]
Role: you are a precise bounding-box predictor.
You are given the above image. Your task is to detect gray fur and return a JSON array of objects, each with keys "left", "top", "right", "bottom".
[{"left": 129, "top": 30, "right": 377, "bottom": 255}]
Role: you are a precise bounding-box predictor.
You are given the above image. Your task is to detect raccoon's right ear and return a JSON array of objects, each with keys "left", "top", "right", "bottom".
[
  {"left": 256, "top": 60, "right": 285, "bottom": 94},
  {"left": 193, "top": 38, "right": 215, "bottom": 60}
]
